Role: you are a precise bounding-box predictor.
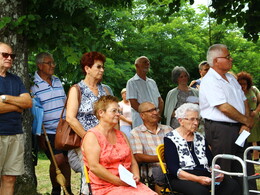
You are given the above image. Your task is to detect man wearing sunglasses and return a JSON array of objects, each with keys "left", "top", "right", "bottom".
[
  {"left": 130, "top": 102, "right": 173, "bottom": 195},
  {"left": 199, "top": 44, "right": 256, "bottom": 193},
  {"left": 0, "top": 42, "right": 32, "bottom": 195}
]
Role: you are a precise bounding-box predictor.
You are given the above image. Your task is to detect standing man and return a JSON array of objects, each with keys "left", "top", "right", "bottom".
[
  {"left": 130, "top": 102, "right": 172, "bottom": 195},
  {"left": 189, "top": 61, "right": 210, "bottom": 89},
  {"left": 199, "top": 44, "right": 256, "bottom": 192},
  {"left": 0, "top": 42, "right": 32, "bottom": 195},
  {"left": 126, "top": 56, "right": 164, "bottom": 128},
  {"left": 31, "top": 52, "right": 72, "bottom": 195}
]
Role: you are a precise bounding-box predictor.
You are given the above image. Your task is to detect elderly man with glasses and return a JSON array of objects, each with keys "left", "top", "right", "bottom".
[
  {"left": 31, "top": 52, "right": 72, "bottom": 195},
  {"left": 199, "top": 44, "right": 256, "bottom": 194},
  {"left": 130, "top": 101, "right": 173, "bottom": 195},
  {"left": 0, "top": 42, "right": 32, "bottom": 195}
]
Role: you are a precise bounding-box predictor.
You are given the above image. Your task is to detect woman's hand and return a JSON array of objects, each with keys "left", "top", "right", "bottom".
[
  {"left": 215, "top": 173, "right": 224, "bottom": 183},
  {"left": 197, "top": 176, "right": 211, "bottom": 186},
  {"left": 133, "top": 175, "right": 140, "bottom": 183}
]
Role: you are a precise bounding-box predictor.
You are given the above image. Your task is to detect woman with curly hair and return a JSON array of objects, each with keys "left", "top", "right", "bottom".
[{"left": 237, "top": 71, "right": 260, "bottom": 161}]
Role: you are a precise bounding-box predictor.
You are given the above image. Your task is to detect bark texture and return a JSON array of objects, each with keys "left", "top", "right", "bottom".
[{"left": 0, "top": 0, "right": 37, "bottom": 194}]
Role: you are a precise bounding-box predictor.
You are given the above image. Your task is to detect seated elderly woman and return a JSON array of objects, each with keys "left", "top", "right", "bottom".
[
  {"left": 164, "top": 103, "right": 240, "bottom": 195},
  {"left": 81, "top": 95, "right": 157, "bottom": 195}
]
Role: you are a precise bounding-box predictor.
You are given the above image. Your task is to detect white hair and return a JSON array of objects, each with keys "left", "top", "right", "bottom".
[
  {"left": 175, "top": 103, "right": 200, "bottom": 119},
  {"left": 207, "top": 44, "right": 227, "bottom": 67}
]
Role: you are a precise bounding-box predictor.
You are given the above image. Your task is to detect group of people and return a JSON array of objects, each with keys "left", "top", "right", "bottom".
[{"left": 0, "top": 41, "right": 259, "bottom": 195}]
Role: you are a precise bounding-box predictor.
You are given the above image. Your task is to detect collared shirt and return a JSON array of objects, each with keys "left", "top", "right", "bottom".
[
  {"left": 130, "top": 124, "right": 173, "bottom": 166},
  {"left": 31, "top": 71, "right": 66, "bottom": 134},
  {"left": 199, "top": 68, "right": 246, "bottom": 123},
  {"left": 126, "top": 74, "right": 161, "bottom": 128}
]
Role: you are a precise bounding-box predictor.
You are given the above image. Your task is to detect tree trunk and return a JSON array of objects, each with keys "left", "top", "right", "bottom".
[{"left": 0, "top": 0, "right": 37, "bottom": 194}]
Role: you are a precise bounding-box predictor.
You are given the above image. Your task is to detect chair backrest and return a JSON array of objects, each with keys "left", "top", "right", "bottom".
[
  {"left": 84, "top": 165, "right": 91, "bottom": 184},
  {"left": 156, "top": 144, "right": 167, "bottom": 174}
]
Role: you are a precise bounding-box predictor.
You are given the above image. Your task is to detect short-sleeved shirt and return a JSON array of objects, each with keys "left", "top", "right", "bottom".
[
  {"left": 0, "top": 72, "right": 28, "bottom": 135},
  {"left": 31, "top": 72, "right": 66, "bottom": 134},
  {"left": 130, "top": 123, "right": 173, "bottom": 167},
  {"left": 199, "top": 68, "right": 246, "bottom": 123},
  {"left": 126, "top": 74, "right": 161, "bottom": 128}
]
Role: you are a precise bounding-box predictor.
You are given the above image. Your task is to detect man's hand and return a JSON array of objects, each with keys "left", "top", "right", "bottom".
[
  {"left": 244, "top": 116, "right": 254, "bottom": 129},
  {"left": 239, "top": 125, "right": 250, "bottom": 134}
]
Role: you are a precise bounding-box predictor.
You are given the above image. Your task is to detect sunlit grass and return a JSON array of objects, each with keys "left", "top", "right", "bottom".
[{"left": 36, "top": 152, "right": 81, "bottom": 195}]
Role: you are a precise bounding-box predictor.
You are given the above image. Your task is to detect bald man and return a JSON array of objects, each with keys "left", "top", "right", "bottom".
[
  {"left": 0, "top": 42, "right": 32, "bottom": 195},
  {"left": 126, "top": 56, "right": 164, "bottom": 128},
  {"left": 130, "top": 102, "right": 172, "bottom": 194}
]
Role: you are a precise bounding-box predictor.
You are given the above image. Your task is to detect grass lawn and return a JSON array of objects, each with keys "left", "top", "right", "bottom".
[{"left": 35, "top": 152, "right": 81, "bottom": 195}]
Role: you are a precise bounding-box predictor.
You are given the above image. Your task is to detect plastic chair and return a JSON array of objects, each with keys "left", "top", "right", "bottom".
[
  {"left": 156, "top": 144, "right": 179, "bottom": 195},
  {"left": 83, "top": 165, "right": 93, "bottom": 195}
]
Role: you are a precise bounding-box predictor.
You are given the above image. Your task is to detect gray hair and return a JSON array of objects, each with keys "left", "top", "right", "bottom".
[
  {"left": 175, "top": 103, "right": 200, "bottom": 119},
  {"left": 171, "top": 66, "right": 190, "bottom": 84},
  {"left": 135, "top": 56, "right": 149, "bottom": 65},
  {"left": 35, "top": 52, "right": 53, "bottom": 65},
  {"left": 198, "top": 61, "right": 209, "bottom": 70},
  {"left": 207, "top": 44, "right": 227, "bottom": 67}
]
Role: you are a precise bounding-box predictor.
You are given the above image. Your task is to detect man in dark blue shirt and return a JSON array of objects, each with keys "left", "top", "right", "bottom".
[{"left": 0, "top": 42, "right": 32, "bottom": 195}]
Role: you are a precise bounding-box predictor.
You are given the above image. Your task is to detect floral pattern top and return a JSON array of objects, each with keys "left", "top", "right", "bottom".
[
  {"left": 166, "top": 130, "right": 209, "bottom": 174},
  {"left": 77, "top": 80, "right": 106, "bottom": 131}
]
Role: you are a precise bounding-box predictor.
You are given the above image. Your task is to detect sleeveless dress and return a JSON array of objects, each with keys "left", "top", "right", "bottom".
[{"left": 82, "top": 128, "right": 157, "bottom": 195}]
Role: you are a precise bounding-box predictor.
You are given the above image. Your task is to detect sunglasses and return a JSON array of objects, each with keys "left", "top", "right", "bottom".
[{"left": 1, "top": 52, "right": 16, "bottom": 60}]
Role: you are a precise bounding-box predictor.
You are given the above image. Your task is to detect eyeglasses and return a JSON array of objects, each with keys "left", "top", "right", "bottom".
[
  {"left": 1, "top": 52, "right": 16, "bottom": 60},
  {"left": 93, "top": 65, "right": 104, "bottom": 69},
  {"left": 42, "top": 61, "right": 56, "bottom": 66},
  {"left": 107, "top": 108, "right": 121, "bottom": 114},
  {"left": 141, "top": 107, "right": 159, "bottom": 113},
  {"left": 216, "top": 55, "right": 232, "bottom": 60},
  {"left": 183, "top": 118, "right": 200, "bottom": 122}
]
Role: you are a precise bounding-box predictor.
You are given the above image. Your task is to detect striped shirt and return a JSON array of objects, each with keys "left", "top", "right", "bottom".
[{"left": 31, "top": 72, "right": 66, "bottom": 134}]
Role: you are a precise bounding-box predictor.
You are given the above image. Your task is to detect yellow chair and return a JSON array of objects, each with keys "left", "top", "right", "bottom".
[
  {"left": 83, "top": 165, "right": 93, "bottom": 195},
  {"left": 156, "top": 144, "right": 178, "bottom": 195}
]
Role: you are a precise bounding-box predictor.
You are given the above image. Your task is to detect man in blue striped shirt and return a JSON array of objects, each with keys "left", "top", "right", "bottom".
[{"left": 31, "top": 52, "right": 72, "bottom": 195}]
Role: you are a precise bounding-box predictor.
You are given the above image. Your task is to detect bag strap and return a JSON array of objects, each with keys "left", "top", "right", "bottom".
[{"left": 60, "top": 84, "right": 81, "bottom": 118}]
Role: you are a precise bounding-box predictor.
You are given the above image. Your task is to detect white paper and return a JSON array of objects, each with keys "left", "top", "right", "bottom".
[
  {"left": 118, "top": 164, "right": 137, "bottom": 188},
  {"left": 235, "top": 130, "right": 250, "bottom": 147}
]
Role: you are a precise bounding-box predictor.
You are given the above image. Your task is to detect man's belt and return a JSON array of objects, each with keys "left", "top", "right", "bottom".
[{"left": 205, "top": 119, "right": 242, "bottom": 126}]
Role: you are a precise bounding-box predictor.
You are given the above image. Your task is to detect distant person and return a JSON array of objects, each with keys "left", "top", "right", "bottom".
[
  {"left": 126, "top": 56, "right": 164, "bottom": 128},
  {"left": 199, "top": 44, "right": 256, "bottom": 193},
  {"left": 81, "top": 95, "right": 157, "bottom": 195},
  {"left": 130, "top": 102, "right": 173, "bottom": 195},
  {"left": 31, "top": 52, "right": 72, "bottom": 195},
  {"left": 189, "top": 61, "right": 210, "bottom": 89},
  {"left": 0, "top": 42, "right": 32, "bottom": 195},
  {"left": 118, "top": 88, "right": 132, "bottom": 138},
  {"left": 164, "top": 66, "right": 199, "bottom": 129},
  {"left": 237, "top": 71, "right": 260, "bottom": 161},
  {"left": 66, "top": 51, "right": 107, "bottom": 195}
]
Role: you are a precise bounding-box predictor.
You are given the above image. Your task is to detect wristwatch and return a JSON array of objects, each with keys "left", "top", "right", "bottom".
[{"left": 1, "top": 95, "right": 6, "bottom": 103}]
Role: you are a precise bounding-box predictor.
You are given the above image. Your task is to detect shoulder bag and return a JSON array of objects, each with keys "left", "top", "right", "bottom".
[{"left": 55, "top": 84, "right": 82, "bottom": 150}]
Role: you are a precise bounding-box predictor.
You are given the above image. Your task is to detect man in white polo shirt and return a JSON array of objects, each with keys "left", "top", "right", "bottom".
[
  {"left": 126, "top": 56, "right": 164, "bottom": 128},
  {"left": 199, "top": 44, "right": 256, "bottom": 193},
  {"left": 31, "top": 52, "right": 72, "bottom": 195}
]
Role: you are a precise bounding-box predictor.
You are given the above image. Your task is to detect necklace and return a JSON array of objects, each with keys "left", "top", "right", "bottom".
[{"left": 188, "top": 141, "right": 193, "bottom": 151}]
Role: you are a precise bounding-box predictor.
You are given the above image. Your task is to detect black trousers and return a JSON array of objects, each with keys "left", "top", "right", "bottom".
[
  {"left": 170, "top": 170, "right": 240, "bottom": 195},
  {"left": 204, "top": 120, "right": 257, "bottom": 194}
]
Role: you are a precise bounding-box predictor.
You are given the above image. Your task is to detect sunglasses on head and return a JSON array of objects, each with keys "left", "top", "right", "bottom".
[{"left": 1, "top": 52, "right": 16, "bottom": 60}]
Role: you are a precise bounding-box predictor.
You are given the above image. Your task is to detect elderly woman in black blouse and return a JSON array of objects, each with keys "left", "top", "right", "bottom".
[{"left": 164, "top": 103, "right": 240, "bottom": 195}]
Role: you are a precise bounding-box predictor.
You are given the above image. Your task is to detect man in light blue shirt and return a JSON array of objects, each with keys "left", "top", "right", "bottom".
[
  {"left": 126, "top": 56, "right": 164, "bottom": 128},
  {"left": 31, "top": 52, "right": 72, "bottom": 195}
]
